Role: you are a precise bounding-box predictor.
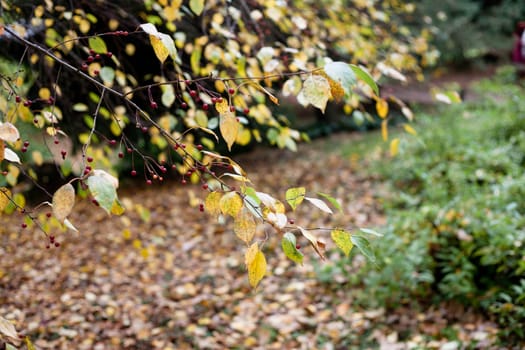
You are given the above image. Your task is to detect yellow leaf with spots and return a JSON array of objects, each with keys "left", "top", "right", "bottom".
[
  {"left": 376, "top": 98, "right": 388, "bottom": 119},
  {"left": 234, "top": 207, "right": 256, "bottom": 244},
  {"left": 52, "top": 183, "right": 75, "bottom": 222},
  {"left": 0, "top": 187, "right": 11, "bottom": 212},
  {"left": 220, "top": 111, "right": 239, "bottom": 151},
  {"left": 219, "top": 191, "right": 243, "bottom": 217},
  {"left": 331, "top": 229, "right": 353, "bottom": 256},
  {"left": 215, "top": 99, "right": 229, "bottom": 114},
  {"left": 390, "top": 138, "right": 400, "bottom": 156},
  {"left": 205, "top": 191, "right": 223, "bottom": 217}
]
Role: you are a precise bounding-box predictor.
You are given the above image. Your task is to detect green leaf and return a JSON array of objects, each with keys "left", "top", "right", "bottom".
[
  {"left": 350, "top": 64, "right": 379, "bottom": 95},
  {"left": 285, "top": 187, "right": 305, "bottom": 211},
  {"left": 189, "top": 0, "right": 205, "bottom": 15},
  {"left": 351, "top": 235, "right": 376, "bottom": 263},
  {"left": 331, "top": 229, "right": 353, "bottom": 256},
  {"left": 317, "top": 192, "right": 342, "bottom": 212},
  {"left": 359, "top": 228, "right": 384, "bottom": 237},
  {"left": 281, "top": 232, "right": 304, "bottom": 264},
  {"left": 88, "top": 36, "right": 107, "bottom": 54},
  {"left": 190, "top": 46, "right": 202, "bottom": 75},
  {"left": 99, "top": 66, "right": 115, "bottom": 85},
  {"left": 86, "top": 173, "right": 118, "bottom": 214},
  {"left": 324, "top": 61, "right": 357, "bottom": 95}
]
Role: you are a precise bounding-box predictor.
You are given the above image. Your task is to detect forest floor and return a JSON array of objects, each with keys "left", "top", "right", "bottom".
[{"left": 0, "top": 67, "right": 505, "bottom": 349}]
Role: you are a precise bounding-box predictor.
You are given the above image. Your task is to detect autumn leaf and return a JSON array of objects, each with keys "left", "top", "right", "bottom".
[
  {"left": 88, "top": 36, "right": 107, "bottom": 54},
  {"left": 390, "top": 138, "right": 400, "bottom": 156},
  {"left": 52, "top": 183, "right": 75, "bottom": 222},
  {"left": 0, "top": 315, "right": 18, "bottom": 340},
  {"left": 205, "top": 191, "right": 223, "bottom": 217},
  {"left": 215, "top": 99, "right": 229, "bottom": 114},
  {"left": 0, "top": 187, "right": 11, "bottom": 212},
  {"left": 403, "top": 124, "right": 417, "bottom": 135},
  {"left": 245, "top": 241, "right": 259, "bottom": 266},
  {"left": 140, "top": 23, "right": 177, "bottom": 63},
  {"left": 0, "top": 122, "right": 20, "bottom": 142},
  {"left": 304, "top": 196, "right": 333, "bottom": 214},
  {"left": 219, "top": 191, "right": 243, "bottom": 217},
  {"left": 299, "top": 75, "right": 332, "bottom": 113},
  {"left": 381, "top": 119, "right": 388, "bottom": 141},
  {"left": 247, "top": 245, "right": 266, "bottom": 288},
  {"left": 281, "top": 232, "right": 303, "bottom": 264},
  {"left": 234, "top": 207, "right": 256, "bottom": 244},
  {"left": 285, "top": 187, "right": 305, "bottom": 211},
  {"left": 376, "top": 98, "right": 388, "bottom": 119},
  {"left": 189, "top": 0, "right": 204, "bottom": 15},
  {"left": 219, "top": 111, "right": 239, "bottom": 151},
  {"left": 331, "top": 229, "right": 353, "bottom": 256},
  {"left": 86, "top": 172, "right": 118, "bottom": 215},
  {"left": 298, "top": 226, "right": 325, "bottom": 259},
  {"left": 324, "top": 61, "right": 357, "bottom": 95}
]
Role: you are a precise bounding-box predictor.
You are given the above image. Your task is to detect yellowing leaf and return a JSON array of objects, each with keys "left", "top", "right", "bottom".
[
  {"left": 149, "top": 35, "right": 169, "bottom": 63},
  {"left": 52, "top": 183, "right": 75, "bottom": 222},
  {"left": 324, "top": 61, "right": 357, "bottom": 95},
  {"left": 298, "top": 226, "right": 325, "bottom": 259},
  {"left": 248, "top": 248, "right": 266, "bottom": 288},
  {"left": 376, "top": 98, "right": 389, "bottom": 118},
  {"left": 140, "top": 23, "right": 177, "bottom": 63},
  {"left": 111, "top": 199, "right": 125, "bottom": 215},
  {"left": 245, "top": 242, "right": 259, "bottom": 266},
  {"left": 331, "top": 229, "right": 353, "bottom": 256},
  {"left": 234, "top": 207, "right": 256, "bottom": 244},
  {"left": 0, "top": 187, "right": 12, "bottom": 212},
  {"left": 205, "top": 191, "right": 223, "bottom": 217},
  {"left": 219, "top": 191, "right": 243, "bottom": 217},
  {"left": 300, "top": 75, "right": 332, "bottom": 113},
  {"left": 0, "top": 122, "right": 20, "bottom": 142},
  {"left": 189, "top": 0, "right": 205, "bottom": 15},
  {"left": 219, "top": 111, "right": 239, "bottom": 151},
  {"left": 390, "top": 138, "right": 400, "bottom": 156},
  {"left": 281, "top": 232, "right": 303, "bottom": 264},
  {"left": 25, "top": 336, "right": 36, "bottom": 350},
  {"left": 285, "top": 187, "right": 305, "bottom": 211},
  {"left": 215, "top": 99, "right": 229, "bottom": 114},
  {"left": 403, "top": 124, "right": 417, "bottom": 135},
  {"left": 381, "top": 119, "right": 388, "bottom": 141}
]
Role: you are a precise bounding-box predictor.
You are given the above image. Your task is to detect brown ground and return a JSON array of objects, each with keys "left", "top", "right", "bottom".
[{"left": 0, "top": 130, "right": 501, "bottom": 349}]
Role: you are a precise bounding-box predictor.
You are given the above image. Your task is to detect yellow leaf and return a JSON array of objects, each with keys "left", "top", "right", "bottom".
[
  {"left": 32, "top": 150, "right": 44, "bottom": 166},
  {"left": 150, "top": 34, "right": 169, "bottom": 63},
  {"left": 205, "top": 191, "right": 223, "bottom": 217},
  {"left": 247, "top": 246, "right": 266, "bottom": 288},
  {"left": 52, "top": 183, "right": 75, "bottom": 222},
  {"left": 331, "top": 229, "right": 353, "bottom": 256},
  {"left": 189, "top": 0, "right": 204, "bottom": 15},
  {"left": 219, "top": 111, "right": 239, "bottom": 151},
  {"left": 403, "top": 124, "right": 417, "bottom": 135},
  {"left": 219, "top": 191, "right": 243, "bottom": 217},
  {"left": 381, "top": 119, "right": 388, "bottom": 141},
  {"left": 234, "top": 207, "right": 256, "bottom": 244},
  {"left": 376, "top": 98, "right": 389, "bottom": 118},
  {"left": 300, "top": 75, "right": 331, "bottom": 113},
  {"left": 111, "top": 199, "right": 125, "bottom": 215},
  {"left": 390, "top": 138, "right": 400, "bottom": 156},
  {"left": 245, "top": 242, "right": 259, "bottom": 266},
  {"left": 215, "top": 99, "right": 229, "bottom": 114},
  {"left": 0, "top": 187, "right": 11, "bottom": 212}
]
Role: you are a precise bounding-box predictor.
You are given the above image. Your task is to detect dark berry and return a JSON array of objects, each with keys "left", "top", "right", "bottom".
[
  {"left": 21, "top": 147, "right": 27, "bottom": 153},
  {"left": 54, "top": 242, "right": 60, "bottom": 247},
  {"left": 141, "top": 126, "right": 148, "bottom": 133},
  {"left": 23, "top": 141, "right": 30, "bottom": 147},
  {"left": 87, "top": 156, "right": 93, "bottom": 163},
  {"left": 81, "top": 63, "right": 88, "bottom": 71},
  {"left": 15, "top": 96, "right": 21, "bottom": 103},
  {"left": 202, "top": 103, "right": 209, "bottom": 111},
  {"left": 181, "top": 102, "right": 188, "bottom": 109},
  {"left": 118, "top": 152, "right": 124, "bottom": 158},
  {"left": 95, "top": 54, "right": 101, "bottom": 60},
  {"left": 21, "top": 223, "right": 27, "bottom": 228},
  {"left": 150, "top": 101, "right": 158, "bottom": 109},
  {"left": 196, "top": 144, "right": 203, "bottom": 151},
  {"left": 87, "top": 55, "right": 94, "bottom": 63},
  {"left": 228, "top": 88, "right": 235, "bottom": 95},
  {"left": 190, "top": 90, "right": 197, "bottom": 98},
  {"left": 106, "top": 52, "right": 113, "bottom": 58},
  {"left": 131, "top": 170, "right": 137, "bottom": 176}
]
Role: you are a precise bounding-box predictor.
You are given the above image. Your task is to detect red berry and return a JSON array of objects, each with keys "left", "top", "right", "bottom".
[
  {"left": 87, "top": 55, "right": 94, "bottom": 62},
  {"left": 81, "top": 63, "right": 88, "bottom": 71},
  {"left": 181, "top": 144, "right": 186, "bottom": 149},
  {"left": 106, "top": 52, "right": 113, "bottom": 58},
  {"left": 21, "top": 223, "right": 27, "bottom": 228},
  {"left": 61, "top": 150, "right": 67, "bottom": 159},
  {"left": 15, "top": 96, "right": 21, "bottom": 103},
  {"left": 202, "top": 183, "right": 208, "bottom": 190},
  {"left": 89, "top": 49, "right": 95, "bottom": 55},
  {"left": 54, "top": 242, "right": 60, "bottom": 247},
  {"left": 127, "top": 148, "right": 133, "bottom": 154},
  {"left": 296, "top": 244, "right": 301, "bottom": 250},
  {"left": 95, "top": 54, "right": 101, "bottom": 60},
  {"left": 190, "top": 90, "right": 197, "bottom": 98},
  {"left": 87, "top": 156, "right": 93, "bottom": 162},
  {"left": 230, "top": 106, "right": 235, "bottom": 112},
  {"left": 54, "top": 139, "right": 59, "bottom": 144},
  {"left": 141, "top": 126, "right": 148, "bottom": 133},
  {"left": 202, "top": 103, "right": 209, "bottom": 111},
  {"left": 289, "top": 219, "right": 295, "bottom": 224},
  {"left": 46, "top": 212, "right": 52, "bottom": 218},
  {"left": 93, "top": 70, "right": 99, "bottom": 75},
  {"left": 181, "top": 179, "right": 187, "bottom": 185},
  {"left": 21, "top": 147, "right": 27, "bottom": 153},
  {"left": 23, "top": 141, "right": 30, "bottom": 147},
  {"left": 196, "top": 144, "right": 203, "bottom": 151},
  {"left": 160, "top": 166, "right": 167, "bottom": 173},
  {"left": 243, "top": 108, "right": 250, "bottom": 114},
  {"left": 109, "top": 139, "right": 117, "bottom": 146},
  {"left": 211, "top": 97, "right": 217, "bottom": 103},
  {"left": 150, "top": 101, "right": 158, "bottom": 109},
  {"left": 228, "top": 88, "right": 235, "bottom": 95},
  {"left": 118, "top": 152, "right": 124, "bottom": 158},
  {"left": 199, "top": 204, "right": 204, "bottom": 212},
  {"left": 181, "top": 102, "right": 188, "bottom": 109},
  {"left": 217, "top": 97, "right": 224, "bottom": 103},
  {"left": 23, "top": 100, "right": 32, "bottom": 107},
  {"left": 146, "top": 179, "right": 152, "bottom": 185},
  {"left": 131, "top": 170, "right": 137, "bottom": 176}
]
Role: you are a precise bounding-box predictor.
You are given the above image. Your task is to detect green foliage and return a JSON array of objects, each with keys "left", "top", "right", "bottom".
[
  {"left": 406, "top": 0, "right": 525, "bottom": 64},
  {"left": 345, "top": 79, "right": 525, "bottom": 342}
]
